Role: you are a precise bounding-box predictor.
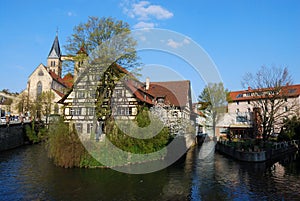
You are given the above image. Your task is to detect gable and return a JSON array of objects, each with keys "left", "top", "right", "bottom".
[{"left": 28, "top": 63, "right": 51, "bottom": 80}]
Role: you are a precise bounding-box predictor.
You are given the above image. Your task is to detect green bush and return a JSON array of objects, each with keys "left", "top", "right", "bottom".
[{"left": 46, "top": 118, "right": 86, "bottom": 168}]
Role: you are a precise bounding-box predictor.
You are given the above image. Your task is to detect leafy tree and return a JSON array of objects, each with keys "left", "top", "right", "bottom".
[
  {"left": 41, "top": 91, "right": 55, "bottom": 125},
  {"left": 242, "top": 66, "right": 298, "bottom": 141},
  {"left": 198, "top": 82, "right": 228, "bottom": 137},
  {"left": 16, "top": 92, "right": 29, "bottom": 114},
  {"left": 64, "top": 16, "right": 139, "bottom": 129},
  {"left": 64, "top": 16, "right": 138, "bottom": 74},
  {"left": 28, "top": 99, "right": 42, "bottom": 120}
]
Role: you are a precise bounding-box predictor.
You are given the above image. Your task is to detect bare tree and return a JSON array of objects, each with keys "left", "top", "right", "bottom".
[{"left": 242, "top": 66, "right": 298, "bottom": 141}]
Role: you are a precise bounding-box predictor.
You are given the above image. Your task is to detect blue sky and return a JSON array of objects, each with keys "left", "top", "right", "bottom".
[{"left": 1, "top": 0, "right": 299, "bottom": 99}]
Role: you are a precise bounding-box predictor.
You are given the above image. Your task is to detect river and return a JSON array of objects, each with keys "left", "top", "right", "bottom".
[{"left": 0, "top": 144, "right": 300, "bottom": 201}]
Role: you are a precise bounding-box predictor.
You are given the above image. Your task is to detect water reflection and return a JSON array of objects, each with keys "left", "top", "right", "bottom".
[
  {"left": 190, "top": 146, "right": 300, "bottom": 201},
  {"left": 0, "top": 144, "right": 300, "bottom": 200}
]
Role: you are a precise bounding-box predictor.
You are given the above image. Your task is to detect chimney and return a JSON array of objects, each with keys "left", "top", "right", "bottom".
[
  {"left": 146, "top": 77, "right": 150, "bottom": 90},
  {"left": 248, "top": 86, "right": 251, "bottom": 91}
]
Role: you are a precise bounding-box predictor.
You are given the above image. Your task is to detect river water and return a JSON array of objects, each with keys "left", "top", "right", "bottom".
[{"left": 0, "top": 144, "right": 300, "bottom": 201}]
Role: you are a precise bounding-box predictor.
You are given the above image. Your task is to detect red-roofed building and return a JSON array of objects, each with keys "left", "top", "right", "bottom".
[
  {"left": 225, "top": 84, "right": 300, "bottom": 138},
  {"left": 59, "top": 64, "right": 194, "bottom": 137}
]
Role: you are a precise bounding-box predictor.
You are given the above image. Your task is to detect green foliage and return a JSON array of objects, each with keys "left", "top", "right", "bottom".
[
  {"left": 25, "top": 121, "right": 47, "bottom": 143},
  {"left": 25, "top": 123, "right": 38, "bottom": 143},
  {"left": 106, "top": 106, "right": 171, "bottom": 155},
  {"left": 278, "top": 116, "right": 300, "bottom": 141},
  {"left": 46, "top": 118, "right": 86, "bottom": 168},
  {"left": 41, "top": 91, "right": 55, "bottom": 124},
  {"left": 80, "top": 151, "right": 103, "bottom": 167},
  {"left": 64, "top": 16, "right": 139, "bottom": 74},
  {"left": 198, "top": 82, "right": 228, "bottom": 136},
  {"left": 136, "top": 106, "right": 151, "bottom": 127}
]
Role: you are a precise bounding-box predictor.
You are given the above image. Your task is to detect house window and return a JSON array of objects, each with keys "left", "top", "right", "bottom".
[
  {"left": 116, "top": 107, "right": 132, "bottom": 116},
  {"left": 284, "top": 98, "right": 288, "bottom": 102},
  {"left": 75, "top": 123, "right": 83, "bottom": 133},
  {"left": 87, "top": 123, "right": 93, "bottom": 134},
  {"left": 247, "top": 108, "right": 251, "bottom": 113},
  {"left": 114, "top": 89, "right": 122, "bottom": 98},
  {"left": 236, "top": 116, "right": 247, "bottom": 123},
  {"left": 236, "top": 109, "right": 240, "bottom": 113},
  {"left": 87, "top": 108, "right": 95, "bottom": 116},
  {"left": 126, "top": 107, "right": 133, "bottom": 116},
  {"left": 74, "top": 108, "right": 82, "bottom": 116},
  {"left": 69, "top": 108, "right": 74, "bottom": 115},
  {"left": 77, "top": 91, "right": 85, "bottom": 99},
  {"left": 284, "top": 106, "right": 288, "bottom": 112},
  {"left": 248, "top": 100, "right": 250, "bottom": 104},
  {"left": 288, "top": 89, "right": 296, "bottom": 94},
  {"left": 236, "top": 101, "right": 239, "bottom": 105}
]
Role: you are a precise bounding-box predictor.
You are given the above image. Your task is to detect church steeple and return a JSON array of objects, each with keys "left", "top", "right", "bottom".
[
  {"left": 48, "top": 35, "right": 61, "bottom": 58},
  {"left": 47, "top": 34, "right": 62, "bottom": 77}
]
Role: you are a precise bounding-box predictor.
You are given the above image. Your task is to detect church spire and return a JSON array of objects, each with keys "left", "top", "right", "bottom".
[
  {"left": 48, "top": 35, "right": 61, "bottom": 58},
  {"left": 47, "top": 34, "right": 62, "bottom": 77}
]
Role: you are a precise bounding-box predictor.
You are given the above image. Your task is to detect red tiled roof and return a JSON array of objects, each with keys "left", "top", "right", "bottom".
[
  {"left": 146, "top": 81, "right": 191, "bottom": 107},
  {"left": 124, "top": 79, "right": 154, "bottom": 105},
  {"left": 62, "top": 73, "right": 74, "bottom": 88},
  {"left": 229, "top": 84, "right": 300, "bottom": 101},
  {"left": 48, "top": 70, "right": 72, "bottom": 89}
]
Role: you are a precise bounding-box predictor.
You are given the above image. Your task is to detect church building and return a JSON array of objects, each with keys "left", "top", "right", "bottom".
[{"left": 24, "top": 34, "right": 73, "bottom": 117}]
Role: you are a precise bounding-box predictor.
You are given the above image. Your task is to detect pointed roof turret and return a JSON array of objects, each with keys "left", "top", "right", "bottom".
[{"left": 48, "top": 35, "right": 61, "bottom": 58}]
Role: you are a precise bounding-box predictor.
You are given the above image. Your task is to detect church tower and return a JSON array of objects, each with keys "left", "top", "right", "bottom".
[{"left": 47, "top": 34, "right": 62, "bottom": 77}]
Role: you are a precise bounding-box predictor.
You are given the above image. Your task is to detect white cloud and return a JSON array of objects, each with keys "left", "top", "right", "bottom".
[
  {"left": 130, "top": 1, "right": 173, "bottom": 20},
  {"left": 133, "top": 21, "right": 155, "bottom": 29},
  {"left": 166, "top": 38, "right": 191, "bottom": 49},
  {"left": 67, "top": 11, "right": 76, "bottom": 17},
  {"left": 121, "top": 0, "right": 173, "bottom": 26}
]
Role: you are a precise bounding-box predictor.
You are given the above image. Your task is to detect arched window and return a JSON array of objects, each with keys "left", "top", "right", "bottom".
[
  {"left": 37, "top": 81, "right": 42, "bottom": 98},
  {"left": 51, "top": 61, "right": 56, "bottom": 67}
]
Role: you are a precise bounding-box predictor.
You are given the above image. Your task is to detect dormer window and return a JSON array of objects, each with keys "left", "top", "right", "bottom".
[{"left": 157, "top": 97, "right": 165, "bottom": 104}]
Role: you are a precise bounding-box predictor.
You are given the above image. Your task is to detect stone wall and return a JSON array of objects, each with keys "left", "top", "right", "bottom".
[
  {"left": 0, "top": 123, "right": 29, "bottom": 151},
  {"left": 216, "top": 142, "right": 267, "bottom": 162},
  {"left": 216, "top": 140, "right": 299, "bottom": 162}
]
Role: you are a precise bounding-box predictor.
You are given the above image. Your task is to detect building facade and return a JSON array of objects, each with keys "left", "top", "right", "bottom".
[
  {"left": 22, "top": 35, "right": 74, "bottom": 118},
  {"left": 59, "top": 63, "right": 193, "bottom": 139},
  {"left": 225, "top": 84, "right": 300, "bottom": 138}
]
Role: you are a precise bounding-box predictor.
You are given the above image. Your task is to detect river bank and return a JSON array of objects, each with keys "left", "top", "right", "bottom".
[
  {"left": 1, "top": 144, "right": 300, "bottom": 200},
  {"left": 216, "top": 139, "right": 299, "bottom": 162}
]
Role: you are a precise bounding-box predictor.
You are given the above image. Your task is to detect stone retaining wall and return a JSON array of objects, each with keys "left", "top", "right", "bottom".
[
  {"left": 216, "top": 140, "right": 299, "bottom": 162},
  {"left": 0, "top": 123, "right": 29, "bottom": 151}
]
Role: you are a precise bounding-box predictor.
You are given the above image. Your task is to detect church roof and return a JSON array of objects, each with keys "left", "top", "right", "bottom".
[
  {"left": 48, "top": 35, "right": 61, "bottom": 58},
  {"left": 48, "top": 70, "right": 71, "bottom": 89}
]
